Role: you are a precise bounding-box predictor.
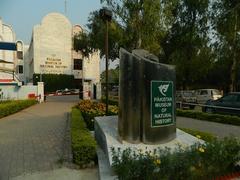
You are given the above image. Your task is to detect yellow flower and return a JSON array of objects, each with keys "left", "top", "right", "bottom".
[
  {"left": 198, "top": 147, "right": 205, "bottom": 153},
  {"left": 196, "top": 135, "right": 201, "bottom": 139},
  {"left": 154, "top": 159, "right": 161, "bottom": 165}
]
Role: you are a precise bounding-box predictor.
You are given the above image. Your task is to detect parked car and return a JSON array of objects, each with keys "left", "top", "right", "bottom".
[
  {"left": 195, "top": 89, "right": 222, "bottom": 104},
  {"left": 202, "top": 92, "right": 240, "bottom": 116},
  {"left": 176, "top": 90, "right": 197, "bottom": 109},
  {"left": 63, "top": 88, "right": 71, "bottom": 95},
  {"left": 70, "top": 89, "right": 79, "bottom": 94},
  {"left": 55, "top": 90, "right": 63, "bottom": 95}
]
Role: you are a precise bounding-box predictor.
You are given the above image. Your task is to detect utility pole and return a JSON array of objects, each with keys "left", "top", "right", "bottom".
[
  {"left": 105, "top": 20, "right": 109, "bottom": 114},
  {"left": 230, "top": 8, "right": 238, "bottom": 92},
  {"left": 99, "top": 8, "right": 112, "bottom": 115},
  {"left": 64, "top": 0, "right": 67, "bottom": 15}
]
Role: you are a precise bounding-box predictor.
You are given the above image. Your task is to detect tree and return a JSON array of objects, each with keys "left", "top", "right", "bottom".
[
  {"left": 87, "top": 11, "right": 123, "bottom": 60},
  {"left": 101, "top": 66, "right": 119, "bottom": 84},
  {"left": 75, "top": 0, "right": 178, "bottom": 59},
  {"left": 73, "top": 31, "right": 93, "bottom": 58},
  {"left": 100, "top": 0, "right": 173, "bottom": 56},
  {"left": 73, "top": 11, "right": 123, "bottom": 60},
  {"left": 163, "top": 0, "right": 212, "bottom": 89},
  {"left": 212, "top": 0, "right": 240, "bottom": 92}
]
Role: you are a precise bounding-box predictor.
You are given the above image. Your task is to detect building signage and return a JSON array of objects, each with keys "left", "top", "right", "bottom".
[
  {"left": 40, "top": 57, "right": 68, "bottom": 74},
  {"left": 0, "top": 42, "right": 17, "bottom": 51},
  {"left": 151, "top": 81, "right": 174, "bottom": 127}
]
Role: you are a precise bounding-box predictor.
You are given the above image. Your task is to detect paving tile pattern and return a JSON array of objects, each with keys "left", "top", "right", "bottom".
[{"left": 0, "top": 95, "right": 78, "bottom": 180}]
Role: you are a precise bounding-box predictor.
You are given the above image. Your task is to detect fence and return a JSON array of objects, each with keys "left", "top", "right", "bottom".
[
  {"left": 0, "top": 82, "right": 44, "bottom": 103},
  {"left": 176, "top": 101, "right": 240, "bottom": 113}
]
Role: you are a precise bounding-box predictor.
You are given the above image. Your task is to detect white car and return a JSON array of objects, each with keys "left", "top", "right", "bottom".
[
  {"left": 195, "top": 89, "right": 222, "bottom": 104},
  {"left": 176, "top": 90, "right": 197, "bottom": 109},
  {"left": 55, "top": 90, "right": 63, "bottom": 95}
]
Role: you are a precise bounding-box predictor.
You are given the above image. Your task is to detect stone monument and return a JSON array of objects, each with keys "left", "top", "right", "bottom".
[
  {"left": 118, "top": 48, "right": 176, "bottom": 144},
  {"left": 94, "top": 48, "right": 203, "bottom": 179},
  {"left": 118, "top": 49, "right": 176, "bottom": 144}
]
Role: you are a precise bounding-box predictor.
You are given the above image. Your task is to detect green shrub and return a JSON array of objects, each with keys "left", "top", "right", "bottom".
[
  {"left": 71, "top": 108, "right": 97, "bottom": 167},
  {"left": 0, "top": 100, "right": 12, "bottom": 104},
  {"left": 33, "top": 73, "right": 76, "bottom": 93},
  {"left": 179, "top": 128, "right": 216, "bottom": 142},
  {"left": 177, "top": 109, "right": 240, "bottom": 126},
  {"left": 0, "top": 100, "right": 37, "bottom": 118},
  {"left": 101, "top": 97, "right": 118, "bottom": 106},
  {"left": 112, "top": 137, "right": 240, "bottom": 180}
]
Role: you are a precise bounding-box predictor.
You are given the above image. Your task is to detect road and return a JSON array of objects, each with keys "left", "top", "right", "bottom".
[{"left": 177, "top": 116, "right": 240, "bottom": 138}]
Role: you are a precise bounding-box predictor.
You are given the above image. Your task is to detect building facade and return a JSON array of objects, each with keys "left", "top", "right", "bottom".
[
  {"left": 0, "top": 18, "right": 24, "bottom": 83},
  {"left": 72, "top": 24, "right": 101, "bottom": 99},
  {"left": 25, "top": 13, "right": 72, "bottom": 81},
  {"left": 0, "top": 18, "right": 44, "bottom": 101},
  {"left": 24, "top": 13, "right": 101, "bottom": 99}
]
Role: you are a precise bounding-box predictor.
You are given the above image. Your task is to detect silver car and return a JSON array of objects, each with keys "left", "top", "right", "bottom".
[{"left": 195, "top": 89, "right": 222, "bottom": 104}]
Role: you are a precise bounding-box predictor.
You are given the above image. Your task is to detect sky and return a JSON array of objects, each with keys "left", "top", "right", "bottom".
[
  {"left": 0, "top": 0, "right": 118, "bottom": 70},
  {"left": 0, "top": 0, "right": 101, "bottom": 44}
]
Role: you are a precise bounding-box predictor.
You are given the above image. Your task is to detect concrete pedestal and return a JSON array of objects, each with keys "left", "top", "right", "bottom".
[{"left": 95, "top": 116, "right": 204, "bottom": 180}]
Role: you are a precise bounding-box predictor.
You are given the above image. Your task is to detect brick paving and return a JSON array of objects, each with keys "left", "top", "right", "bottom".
[{"left": 0, "top": 95, "right": 79, "bottom": 180}]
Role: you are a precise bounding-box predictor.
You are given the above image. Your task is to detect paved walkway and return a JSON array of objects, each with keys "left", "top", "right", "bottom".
[
  {"left": 0, "top": 95, "right": 98, "bottom": 180},
  {"left": 177, "top": 116, "right": 240, "bottom": 138}
]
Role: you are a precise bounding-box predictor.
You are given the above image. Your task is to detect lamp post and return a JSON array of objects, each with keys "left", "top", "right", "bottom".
[{"left": 99, "top": 8, "right": 112, "bottom": 115}]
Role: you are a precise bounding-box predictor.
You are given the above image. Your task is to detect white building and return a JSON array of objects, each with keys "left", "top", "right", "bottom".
[
  {"left": 25, "top": 13, "right": 101, "bottom": 99},
  {"left": 0, "top": 18, "right": 24, "bottom": 83},
  {"left": 0, "top": 18, "right": 44, "bottom": 101}
]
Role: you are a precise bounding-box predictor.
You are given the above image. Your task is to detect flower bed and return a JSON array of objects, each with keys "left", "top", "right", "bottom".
[
  {"left": 77, "top": 100, "right": 118, "bottom": 130},
  {"left": 112, "top": 137, "right": 240, "bottom": 180},
  {"left": 77, "top": 100, "right": 240, "bottom": 178}
]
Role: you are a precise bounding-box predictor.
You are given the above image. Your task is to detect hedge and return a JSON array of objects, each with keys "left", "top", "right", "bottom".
[
  {"left": 0, "top": 100, "right": 37, "bottom": 119},
  {"left": 179, "top": 128, "right": 216, "bottom": 142},
  {"left": 71, "top": 108, "right": 97, "bottom": 167},
  {"left": 101, "top": 97, "right": 118, "bottom": 106},
  {"left": 177, "top": 109, "right": 240, "bottom": 126},
  {"left": 33, "top": 74, "right": 76, "bottom": 93}
]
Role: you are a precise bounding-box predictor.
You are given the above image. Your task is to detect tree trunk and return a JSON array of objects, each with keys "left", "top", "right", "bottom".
[{"left": 229, "top": 11, "right": 238, "bottom": 92}]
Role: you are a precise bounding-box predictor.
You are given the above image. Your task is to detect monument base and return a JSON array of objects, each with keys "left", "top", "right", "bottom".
[{"left": 95, "top": 116, "right": 203, "bottom": 180}]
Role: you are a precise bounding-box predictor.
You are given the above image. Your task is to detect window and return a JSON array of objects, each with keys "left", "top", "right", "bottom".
[
  {"left": 17, "top": 51, "right": 23, "bottom": 59},
  {"left": 18, "top": 65, "right": 23, "bottom": 74},
  {"left": 200, "top": 90, "right": 208, "bottom": 95},
  {"left": 212, "top": 89, "right": 221, "bottom": 96},
  {"left": 236, "top": 95, "right": 240, "bottom": 102},
  {"left": 74, "top": 59, "right": 83, "bottom": 70}
]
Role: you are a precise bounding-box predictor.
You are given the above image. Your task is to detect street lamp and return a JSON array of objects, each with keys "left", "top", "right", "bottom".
[{"left": 99, "top": 8, "right": 112, "bottom": 115}]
